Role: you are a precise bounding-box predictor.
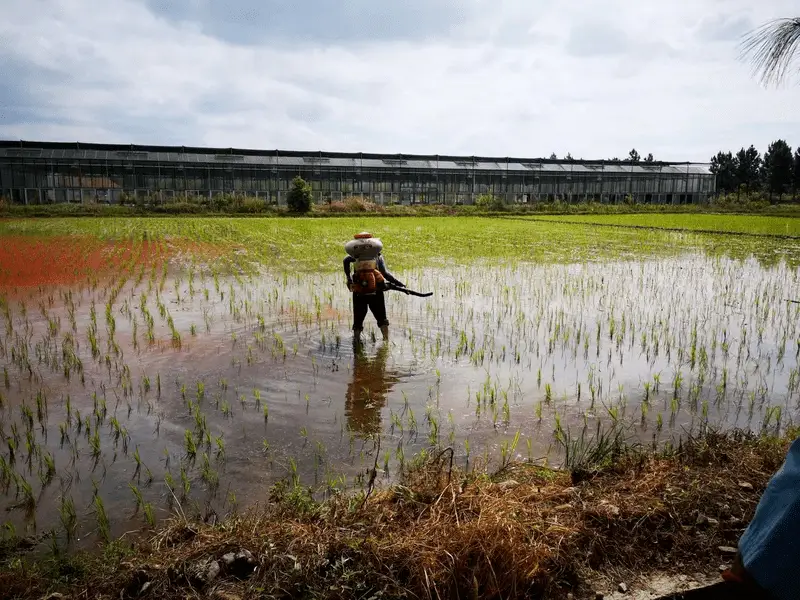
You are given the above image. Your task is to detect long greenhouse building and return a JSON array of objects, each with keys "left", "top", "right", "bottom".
[{"left": 0, "top": 140, "right": 715, "bottom": 206}]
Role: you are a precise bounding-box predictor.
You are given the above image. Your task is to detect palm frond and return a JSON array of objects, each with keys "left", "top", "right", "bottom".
[{"left": 739, "top": 17, "right": 800, "bottom": 86}]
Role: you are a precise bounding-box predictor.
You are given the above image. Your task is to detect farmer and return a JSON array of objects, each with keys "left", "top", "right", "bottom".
[{"left": 343, "top": 232, "right": 405, "bottom": 341}]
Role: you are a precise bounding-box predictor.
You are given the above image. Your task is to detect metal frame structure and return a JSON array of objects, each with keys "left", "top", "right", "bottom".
[{"left": 0, "top": 140, "right": 716, "bottom": 206}]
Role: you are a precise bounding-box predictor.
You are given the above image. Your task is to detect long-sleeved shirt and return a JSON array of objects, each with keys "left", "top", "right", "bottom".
[
  {"left": 343, "top": 254, "right": 403, "bottom": 287},
  {"left": 737, "top": 436, "right": 800, "bottom": 600}
]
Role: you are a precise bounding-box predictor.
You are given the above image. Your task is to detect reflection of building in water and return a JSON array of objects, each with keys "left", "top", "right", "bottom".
[{"left": 345, "top": 342, "right": 399, "bottom": 436}]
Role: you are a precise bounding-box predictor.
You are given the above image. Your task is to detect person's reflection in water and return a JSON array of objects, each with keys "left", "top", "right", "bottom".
[{"left": 345, "top": 339, "right": 400, "bottom": 437}]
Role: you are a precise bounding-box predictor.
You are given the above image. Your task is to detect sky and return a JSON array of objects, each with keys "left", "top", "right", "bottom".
[{"left": 1, "top": 0, "right": 800, "bottom": 162}]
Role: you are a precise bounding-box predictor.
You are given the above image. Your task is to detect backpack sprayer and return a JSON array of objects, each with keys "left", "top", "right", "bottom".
[{"left": 345, "top": 232, "right": 433, "bottom": 298}]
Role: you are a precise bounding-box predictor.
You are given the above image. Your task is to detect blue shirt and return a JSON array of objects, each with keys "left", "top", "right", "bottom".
[{"left": 738, "top": 436, "right": 800, "bottom": 600}]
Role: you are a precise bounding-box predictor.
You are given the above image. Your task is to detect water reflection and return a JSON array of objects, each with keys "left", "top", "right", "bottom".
[{"left": 345, "top": 340, "right": 400, "bottom": 436}]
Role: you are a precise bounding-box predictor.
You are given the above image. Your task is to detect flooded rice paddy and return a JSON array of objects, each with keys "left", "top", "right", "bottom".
[{"left": 0, "top": 216, "right": 799, "bottom": 549}]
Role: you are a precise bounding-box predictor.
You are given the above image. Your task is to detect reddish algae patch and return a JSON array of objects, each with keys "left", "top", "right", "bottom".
[{"left": 0, "top": 234, "right": 228, "bottom": 289}]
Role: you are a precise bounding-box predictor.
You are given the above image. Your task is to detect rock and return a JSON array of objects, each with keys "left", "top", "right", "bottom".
[
  {"left": 600, "top": 501, "right": 620, "bottom": 516},
  {"left": 212, "top": 592, "right": 242, "bottom": 600},
  {"left": 220, "top": 548, "right": 257, "bottom": 579},
  {"left": 188, "top": 559, "right": 221, "bottom": 586},
  {"left": 718, "top": 546, "right": 738, "bottom": 555},
  {"left": 618, "top": 582, "right": 628, "bottom": 594},
  {"left": 206, "top": 560, "right": 221, "bottom": 582},
  {"left": 696, "top": 514, "right": 719, "bottom": 527},
  {"left": 496, "top": 480, "right": 520, "bottom": 491},
  {"left": 738, "top": 482, "right": 754, "bottom": 490},
  {"left": 235, "top": 549, "right": 255, "bottom": 563}
]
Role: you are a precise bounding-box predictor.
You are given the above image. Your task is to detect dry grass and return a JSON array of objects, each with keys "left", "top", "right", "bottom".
[{"left": 0, "top": 429, "right": 791, "bottom": 600}]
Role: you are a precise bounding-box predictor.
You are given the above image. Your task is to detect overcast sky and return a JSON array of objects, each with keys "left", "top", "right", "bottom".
[{"left": 1, "top": 0, "right": 800, "bottom": 161}]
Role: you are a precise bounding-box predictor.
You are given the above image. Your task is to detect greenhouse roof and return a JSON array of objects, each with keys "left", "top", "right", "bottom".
[{"left": 0, "top": 141, "right": 714, "bottom": 176}]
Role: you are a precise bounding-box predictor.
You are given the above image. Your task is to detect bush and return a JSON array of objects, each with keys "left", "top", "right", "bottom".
[
  {"left": 342, "top": 196, "right": 378, "bottom": 212},
  {"left": 474, "top": 193, "right": 505, "bottom": 212},
  {"left": 287, "top": 176, "right": 313, "bottom": 213},
  {"left": 711, "top": 192, "right": 771, "bottom": 211},
  {"left": 234, "top": 197, "right": 270, "bottom": 214}
]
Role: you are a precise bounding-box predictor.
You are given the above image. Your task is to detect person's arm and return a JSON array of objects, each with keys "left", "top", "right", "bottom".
[
  {"left": 377, "top": 255, "right": 404, "bottom": 287},
  {"left": 343, "top": 256, "right": 354, "bottom": 285}
]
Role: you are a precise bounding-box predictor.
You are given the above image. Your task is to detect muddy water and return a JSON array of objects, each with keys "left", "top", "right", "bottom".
[{"left": 0, "top": 253, "right": 798, "bottom": 546}]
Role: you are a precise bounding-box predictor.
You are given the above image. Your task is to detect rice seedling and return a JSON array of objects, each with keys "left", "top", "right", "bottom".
[
  {"left": 59, "top": 494, "right": 77, "bottom": 542},
  {"left": 93, "top": 494, "right": 110, "bottom": 543}
]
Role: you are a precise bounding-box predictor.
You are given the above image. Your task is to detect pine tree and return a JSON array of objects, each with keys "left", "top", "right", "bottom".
[
  {"left": 710, "top": 151, "right": 738, "bottom": 193},
  {"left": 762, "top": 139, "right": 794, "bottom": 201},
  {"left": 734, "top": 145, "right": 762, "bottom": 193}
]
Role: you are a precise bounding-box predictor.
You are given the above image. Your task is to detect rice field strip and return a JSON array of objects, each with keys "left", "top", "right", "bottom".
[{"left": 505, "top": 215, "right": 800, "bottom": 240}]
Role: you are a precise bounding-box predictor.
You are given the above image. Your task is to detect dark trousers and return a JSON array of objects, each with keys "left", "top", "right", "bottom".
[{"left": 352, "top": 292, "right": 388, "bottom": 330}]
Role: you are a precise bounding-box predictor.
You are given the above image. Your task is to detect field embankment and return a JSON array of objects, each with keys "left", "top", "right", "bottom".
[
  {"left": 2, "top": 194, "right": 800, "bottom": 219},
  {"left": 0, "top": 429, "right": 791, "bottom": 600}
]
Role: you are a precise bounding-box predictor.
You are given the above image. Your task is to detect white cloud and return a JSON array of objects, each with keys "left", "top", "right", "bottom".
[{"left": 2, "top": 0, "right": 800, "bottom": 161}]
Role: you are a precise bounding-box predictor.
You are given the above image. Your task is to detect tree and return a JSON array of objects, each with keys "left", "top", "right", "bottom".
[
  {"left": 644, "top": 153, "right": 655, "bottom": 163},
  {"left": 739, "top": 18, "right": 800, "bottom": 86},
  {"left": 792, "top": 148, "right": 800, "bottom": 198},
  {"left": 565, "top": 152, "right": 574, "bottom": 161},
  {"left": 735, "top": 145, "right": 762, "bottom": 192},
  {"left": 762, "top": 139, "right": 794, "bottom": 200},
  {"left": 287, "top": 175, "right": 313, "bottom": 213},
  {"left": 710, "top": 151, "right": 738, "bottom": 193},
  {"left": 628, "top": 148, "right": 641, "bottom": 162},
  {"left": 549, "top": 153, "right": 558, "bottom": 160}
]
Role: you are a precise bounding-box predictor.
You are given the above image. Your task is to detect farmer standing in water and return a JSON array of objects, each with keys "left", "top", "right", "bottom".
[{"left": 343, "top": 232, "right": 405, "bottom": 341}]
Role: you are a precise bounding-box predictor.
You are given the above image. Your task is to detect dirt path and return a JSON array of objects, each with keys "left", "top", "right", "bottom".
[{"left": 592, "top": 572, "right": 722, "bottom": 599}]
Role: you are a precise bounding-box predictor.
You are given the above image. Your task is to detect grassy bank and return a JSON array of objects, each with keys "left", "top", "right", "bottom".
[
  {"left": 2, "top": 193, "right": 800, "bottom": 219},
  {"left": 0, "top": 428, "right": 791, "bottom": 600}
]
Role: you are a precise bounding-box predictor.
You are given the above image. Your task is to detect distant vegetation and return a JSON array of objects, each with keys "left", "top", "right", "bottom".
[
  {"left": 2, "top": 187, "right": 799, "bottom": 219},
  {"left": 709, "top": 140, "right": 800, "bottom": 203}
]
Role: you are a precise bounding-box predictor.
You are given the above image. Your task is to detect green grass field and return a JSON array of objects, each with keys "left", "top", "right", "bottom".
[{"left": 2, "top": 215, "right": 798, "bottom": 273}]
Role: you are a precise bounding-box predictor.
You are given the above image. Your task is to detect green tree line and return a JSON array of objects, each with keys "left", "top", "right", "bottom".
[{"left": 710, "top": 140, "right": 800, "bottom": 201}]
